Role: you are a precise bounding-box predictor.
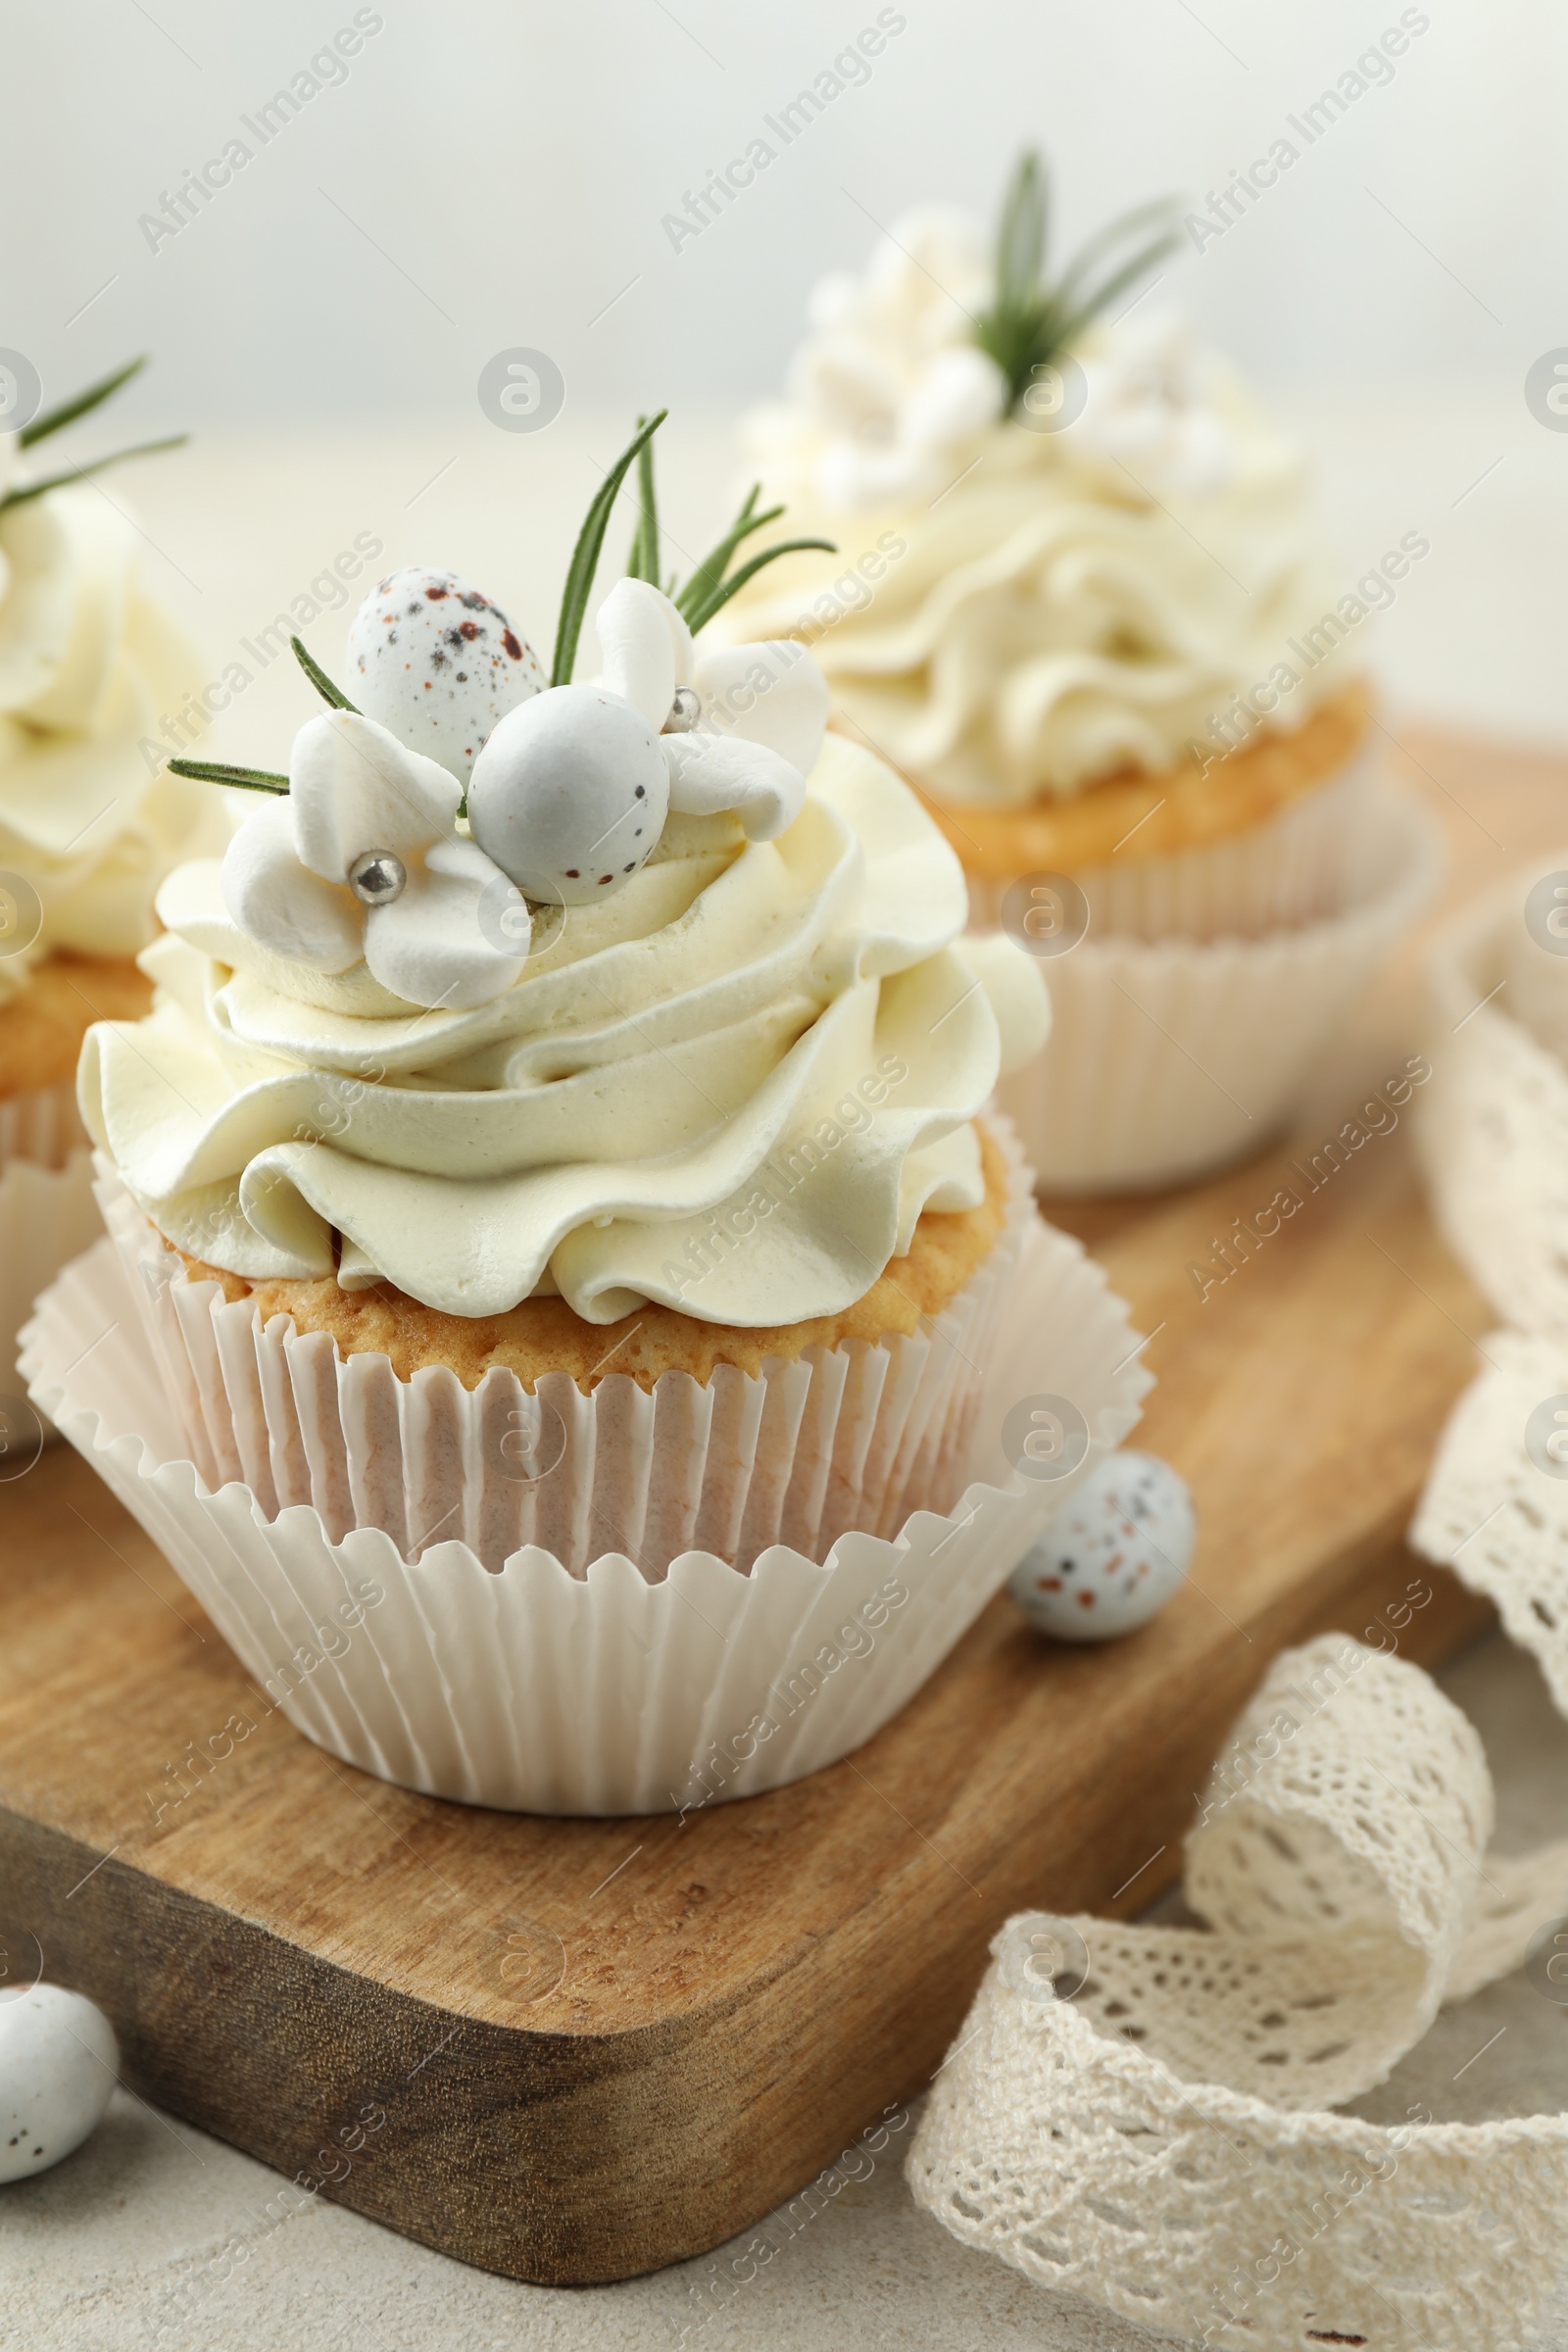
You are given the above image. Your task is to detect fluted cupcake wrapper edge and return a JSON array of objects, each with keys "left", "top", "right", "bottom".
[{"left": 22, "top": 1192, "right": 1151, "bottom": 1814}]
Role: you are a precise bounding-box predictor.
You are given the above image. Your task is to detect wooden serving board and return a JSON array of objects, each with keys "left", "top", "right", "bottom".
[{"left": 0, "top": 727, "right": 1546, "bottom": 2284}]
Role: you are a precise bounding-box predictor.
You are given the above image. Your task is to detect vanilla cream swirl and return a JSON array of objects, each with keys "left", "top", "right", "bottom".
[
  {"left": 719, "top": 287, "right": 1354, "bottom": 809},
  {"left": 80, "top": 734, "right": 1050, "bottom": 1325},
  {"left": 0, "top": 462, "right": 224, "bottom": 988}
]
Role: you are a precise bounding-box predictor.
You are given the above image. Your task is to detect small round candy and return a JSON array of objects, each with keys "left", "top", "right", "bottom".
[
  {"left": 347, "top": 848, "right": 406, "bottom": 906},
  {"left": 466, "top": 684, "right": 670, "bottom": 907},
  {"left": 346, "top": 566, "right": 544, "bottom": 786},
  {"left": 0, "top": 1984, "right": 119, "bottom": 2182},
  {"left": 1008, "top": 1450, "right": 1195, "bottom": 1642}
]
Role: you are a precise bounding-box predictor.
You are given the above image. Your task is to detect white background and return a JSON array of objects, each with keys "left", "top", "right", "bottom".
[{"left": 4, "top": 0, "right": 1566, "bottom": 743}]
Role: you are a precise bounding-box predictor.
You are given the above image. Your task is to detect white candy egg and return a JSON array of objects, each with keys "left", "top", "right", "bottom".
[
  {"left": 466, "top": 684, "right": 669, "bottom": 906},
  {"left": 346, "top": 567, "right": 545, "bottom": 785},
  {"left": 0, "top": 1984, "right": 118, "bottom": 2182},
  {"left": 1008, "top": 1450, "right": 1195, "bottom": 1642}
]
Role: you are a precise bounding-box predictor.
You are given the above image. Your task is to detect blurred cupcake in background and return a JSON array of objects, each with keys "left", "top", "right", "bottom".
[
  {"left": 715, "top": 154, "right": 1443, "bottom": 1193},
  {"left": 0, "top": 357, "right": 222, "bottom": 1414}
]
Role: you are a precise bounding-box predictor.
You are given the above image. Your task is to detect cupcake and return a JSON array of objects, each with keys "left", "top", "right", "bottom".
[
  {"left": 0, "top": 359, "right": 222, "bottom": 1407},
  {"left": 30, "top": 418, "right": 1152, "bottom": 1813},
  {"left": 713, "top": 154, "right": 1443, "bottom": 1192}
]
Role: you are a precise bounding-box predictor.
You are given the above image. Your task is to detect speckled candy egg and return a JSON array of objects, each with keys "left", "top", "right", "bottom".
[
  {"left": 346, "top": 566, "right": 545, "bottom": 785},
  {"left": 466, "top": 683, "right": 669, "bottom": 906},
  {"left": 0, "top": 1984, "right": 118, "bottom": 2182},
  {"left": 1008, "top": 1451, "right": 1195, "bottom": 1642}
]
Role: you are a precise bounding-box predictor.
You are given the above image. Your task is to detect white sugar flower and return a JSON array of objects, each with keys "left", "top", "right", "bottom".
[
  {"left": 220, "top": 710, "right": 528, "bottom": 1009},
  {"left": 599, "top": 578, "right": 829, "bottom": 835},
  {"left": 465, "top": 581, "right": 828, "bottom": 905},
  {"left": 1070, "top": 310, "right": 1240, "bottom": 501},
  {"left": 781, "top": 208, "right": 1007, "bottom": 511}
]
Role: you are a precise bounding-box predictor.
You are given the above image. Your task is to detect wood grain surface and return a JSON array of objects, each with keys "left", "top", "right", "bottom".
[{"left": 0, "top": 725, "right": 1545, "bottom": 2283}]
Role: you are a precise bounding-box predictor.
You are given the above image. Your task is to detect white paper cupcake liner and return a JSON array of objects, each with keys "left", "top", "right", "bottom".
[
  {"left": 0, "top": 1075, "right": 89, "bottom": 1171},
  {"left": 95, "top": 1122, "right": 1037, "bottom": 1581},
  {"left": 1416, "top": 854, "right": 1568, "bottom": 1331},
  {"left": 966, "top": 751, "right": 1376, "bottom": 945},
  {"left": 22, "top": 1200, "right": 1151, "bottom": 1814},
  {"left": 0, "top": 1152, "right": 102, "bottom": 1416},
  {"left": 0, "top": 1081, "right": 101, "bottom": 1423},
  {"left": 997, "top": 777, "right": 1444, "bottom": 1194}
]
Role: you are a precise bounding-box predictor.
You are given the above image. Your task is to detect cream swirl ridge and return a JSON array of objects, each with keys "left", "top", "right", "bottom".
[{"left": 79, "top": 734, "right": 1051, "bottom": 1325}]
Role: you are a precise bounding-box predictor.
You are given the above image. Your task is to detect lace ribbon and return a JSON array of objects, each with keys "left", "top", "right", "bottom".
[
  {"left": 907, "top": 863, "right": 1568, "bottom": 2346},
  {"left": 907, "top": 1629, "right": 1568, "bottom": 2349}
]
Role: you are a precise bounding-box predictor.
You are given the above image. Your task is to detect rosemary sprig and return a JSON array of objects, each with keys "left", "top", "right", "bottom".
[
  {"left": 624, "top": 414, "right": 662, "bottom": 585},
  {"left": 995, "top": 148, "right": 1048, "bottom": 318},
  {"left": 0, "top": 435, "right": 188, "bottom": 514},
  {"left": 289, "top": 634, "right": 359, "bottom": 711},
  {"left": 974, "top": 150, "right": 1181, "bottom": 415},
  {"left": 553, "top": 409, "right": 668, "bottom": 685},
  {"left": 19, "top": 356, "right": 148, "bottom": 449},
  {"left": 673, "top": 483, "right": 783, "bottom": 623},
  {"left": 168, "top": 759, "right": 290, "bottom": 794},
  {"left": 680, "top": 534, "right": 836, "bottom": 634},
  {"left": 164, "top": 649, "right": 350, "bottom": 797},
  {"left": 561, "top": 416, "right": 839, "bottom": 662}
]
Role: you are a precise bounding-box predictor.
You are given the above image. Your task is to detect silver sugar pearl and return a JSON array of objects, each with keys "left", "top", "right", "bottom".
[
  {"left": 347, "top": 849, "right": 407, "bottom": 906},
  {"left": 662, "top": 685, "right": 702, "bottom": 735}
]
